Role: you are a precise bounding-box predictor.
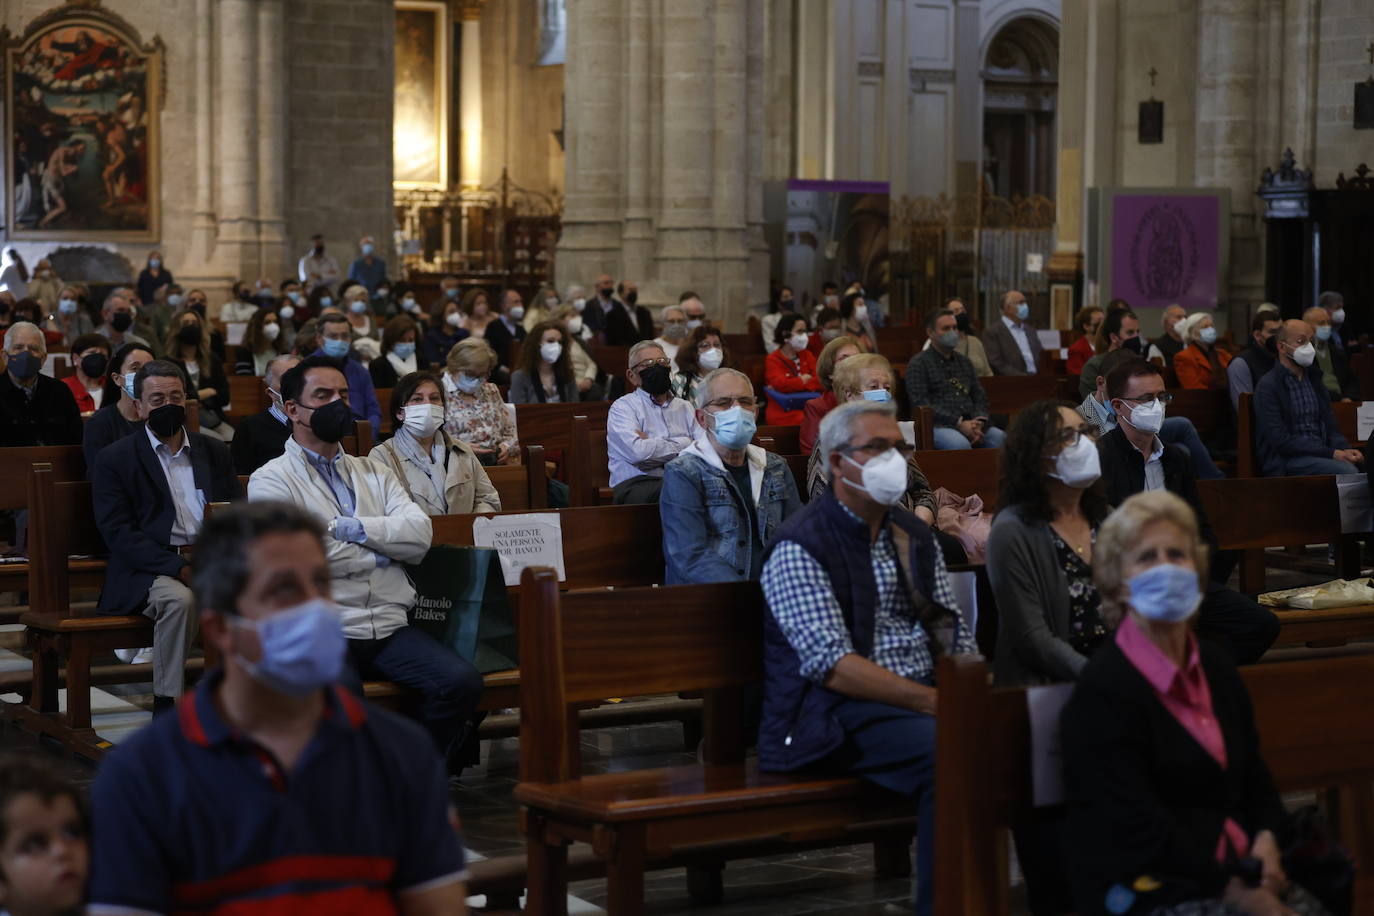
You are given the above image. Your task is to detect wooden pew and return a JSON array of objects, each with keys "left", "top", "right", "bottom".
[
  {"left": 374, "top": 388, "right": 394, "bottom": 434},
  {"left": 752, "top": 424, "right": 800, "bottom": 454},
  {"left": 514, "top": 569, "right": 914, "bottom": 913},
  {"left": 1197, "top": 475, "right": 1374, "bottom": 646},
  {"left": 485, "top": 444, "right": 547, "bottom": 510},
  {"left": 585, "top": 344, "right": 630, "bottom": 378},
  {"left": 1237, "top": 392, "right": 1366, "bottom": 479},
  {"left": 934, "top": 654, "right": 1374, "bottom": 915},
  {"left": 224, "top": 374, "right": 267, "bottom": 422},
  {"left": 515, "top": 401, "right": 612, "bottom": 453},
  {"left": 566, "top": 414, "right": 613, "bottom": 507},
  {"left": 1166, "top": 387, "right": 1230, "bottom": 441},
  {"left": 0, "top": 446, "right": 88, "bottom": 595},
  {"left": 915, "top": 448, "right": 1000, "bottom": 511},
  {"left": 979, "top": 374, "right": 1064, "bottom": 415}
]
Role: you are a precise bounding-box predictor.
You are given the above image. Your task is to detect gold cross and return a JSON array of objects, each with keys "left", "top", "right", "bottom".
[{"left": 1148, "top": 67, "right": 1158, "bottom": 88}]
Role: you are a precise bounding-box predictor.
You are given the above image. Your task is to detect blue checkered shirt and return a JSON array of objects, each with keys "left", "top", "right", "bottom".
[
  {"left": 761, "top": 506, "right": 977, "bottom": 684},
  {"left": 301, "top": 444, "right": 356, "bottom": 516},
  {"left": 1282, "top": 368, "right": 1324, "bottom": 443}
]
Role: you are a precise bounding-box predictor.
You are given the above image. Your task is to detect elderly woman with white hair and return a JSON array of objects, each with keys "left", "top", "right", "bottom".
[
  {"left": 652, "top": 302, "right": 690, "bottom": 362},
  {"left": 0, "top": 321, "right": 83, "bottom": 446},
  {"left": 1173, "top": 311, "right": 1233, "bottom": 391},
  {"left": 1061, "top": 490, "right": 1337, "bottom": 916}
]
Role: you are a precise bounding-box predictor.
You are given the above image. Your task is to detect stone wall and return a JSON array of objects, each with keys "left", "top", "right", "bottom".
[
  {"left": 1313, "top": 0, "right": 1374, "bottom": 186},
  {"left": 479, "top": 0, "right": 565, "bottom": 198}
]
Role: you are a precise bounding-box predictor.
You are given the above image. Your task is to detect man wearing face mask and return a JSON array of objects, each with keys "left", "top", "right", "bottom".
[
  {"left": 906, "top": 309, "right": 1005, "bottom": 450},
  {"left": 310, "top": 313, "right": 382, "bottom": 437},
  {"left": 97, "top": 291, "right": 149, "bottom": 350},
  {"left": 1301, "top": 305, "right": 1358, "bottom": 402},
  {"left": 89, "top": 501, "right": 470, "bottom": 914},
  {"left": 1096, "top": 358, "right": 1279, "bottom": 664},
  {"left": 760, "top": 401, "right": 977, "bottom": 916},
  {"left": 581, "top": 273, "right": 618, "bottom": 338},
  {"left": 347, "top": 235, "right": 389, "bottom": 297},
  {"left": 481, "top": 289, "right": 528, "bottom": 379},
  {"left": 607, "top": 340, "right": 701, "bottom": 504},
  {"left": 679, "top": 293, "right": 708, "bottom": 332},
  {"left": 249, "top": 357, "right": 482, "bottom": 768},
  {"left": 218, "top": 281, "right": 260, "bottom": 324},
  {"left": 0, "top": 321, "right": 83, "bottom": 446},
  {"left": 1077, "top": 308, "right": 1145, "bottom": 399},
  {"left": 1255, "top": 320, "right": 1364, "bottom": 476},
  {"left": 600, "top": 279, "right": 654, "bottom": 346},
  {"left": 231, "top": 355, "right": 300, "bottom": 476},
  {"left": 1318, "top": 290, "right": 1348, "bottom": 350},
  {"left": 1226, "top": 313, "right": 1282, "bottom": 411},
  {"left": 92, "top": 361, "right": 240, "bottom": 712},
  {"left": 660, "top": 369, "right": 801, "bottom": 583},
  {"left": 653, "top": 304, "right": 689, "bottom": 362},
  {"left": 297, "top": 233, "right": 340, "bottom": 290},
  {"left": 983, "top": 289, "right": 1043, "bottom": 376},
  {"left": 918, "top": 299, "right": 993, "bottom": 377}
]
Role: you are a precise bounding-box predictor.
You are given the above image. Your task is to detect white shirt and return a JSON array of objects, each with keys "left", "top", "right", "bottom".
[
  {"left": 145, "top": 424, "right": 205, "bottom": 547},
  {"left": 653, "top": 337, "right": 680, "bottom": 362},
  {"left": 1142, "top": 436, "right": 1166, "bottom": 492},
  {"left": 1001, "top": 314, "right": 1037, "bottom": 373},
  {"left": 219, "top": 300, "right": 258, "bottom": 323}
]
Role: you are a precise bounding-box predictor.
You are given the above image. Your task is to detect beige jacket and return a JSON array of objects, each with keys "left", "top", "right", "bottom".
[{"left": 368, "top": 430, "right": 501, "bottom": 516}]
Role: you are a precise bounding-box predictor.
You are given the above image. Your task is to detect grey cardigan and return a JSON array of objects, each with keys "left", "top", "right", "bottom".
[
  {"left": 508, "top": 368, "right": 578, "bottom": 405},
  {"left": 986, "top": 503, "right": 1090, "bottom": 686}
]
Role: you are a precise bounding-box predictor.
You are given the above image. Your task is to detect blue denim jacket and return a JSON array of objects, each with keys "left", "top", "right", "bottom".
[{"left": 660, "top": 438, "right": 802, "bottom": 584}]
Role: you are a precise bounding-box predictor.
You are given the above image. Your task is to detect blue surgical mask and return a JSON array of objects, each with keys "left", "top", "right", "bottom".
[
  {"left": 289, "top": 291, "right": 303, "bottom": 305},
  {"left": 860, "top": 388, "right": 891, "bottom": 403},
  {"left": 361, "top": 243, "right": 374, "bottom": 256},
  {"left": 1198, "top": 326, "right": 1218, "bottom": 345},
  {"left": 123, "top": 371, "right": 137, "bottom": 399},
  {"left": 58, "top": 298, "right": 77, "bottom": 316},
  {"left": 1316, "top": 324, "right": 1332, "bottom": 342},
  {"left": 320, "top": 296, "right": 334, "bottom": 308},
  {"left": 454, "top": 372, "right": 483, "bottom": 394},
  {"left": 1015, "top": 302, "right": 1029, "bottom": 321},
  {"left": 322, "top": 337, "right": 350, "bottom": 359},
  {"left": 393, "top": 342, "right": 416, "bottom": 359},
  {"left": 349, "top": 299, "right": 368, "bottom": 315},
  {"left": 1127, "top": 563, "right": 1201, "bottom": 623},
  {"left": 167, "top": 293, "right": 184, "bottom": 308},
  {"left": 710, "top": 405, "right": 756, "bottom": 450},
  {"left": 229, "top": 599, "right": 346, "bottom": 696},
  {"left": 938, "top": 329, "right": 960, "bottom": 350}
]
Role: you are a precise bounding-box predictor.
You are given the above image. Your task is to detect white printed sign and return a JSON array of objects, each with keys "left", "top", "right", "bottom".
[
  {"left": 1025, "top": 252, "right": 1044, "bottom": 274},
  {"left": 472, "top": 512, "right": 566, "bottom": 586},
  {"left": 1026, "top": 683, "right": 1074, "bottom": 807},
  {"left": 1358, "top": 402, "right": 1374, "bottom": 442}
]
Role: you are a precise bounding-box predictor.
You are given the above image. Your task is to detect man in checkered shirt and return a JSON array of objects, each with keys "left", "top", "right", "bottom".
[{"left": 758, "top": 400, "right": 977, "bottom": 916}]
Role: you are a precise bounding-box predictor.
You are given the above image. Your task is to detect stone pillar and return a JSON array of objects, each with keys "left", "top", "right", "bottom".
[
  {"left": 459, "top": 3, "right": 484, "bottom": 189},
  {"left": 1195, "top": 0, "right": 1262, "bottom": 306},
  {"left": 216, "top": 0, "right": 260, "bottom": 279},
  {"left": 620, "top": 0, "right": 655, "bottom": 282},
  {"left": 951, "top": 1, "right": 983, "bottom": 201},
  {"left": 256, "top": 0, "right": 288, "bottom": 280},
  {"left": 188, "top": 0, "right": 217, "bottom": 268}
]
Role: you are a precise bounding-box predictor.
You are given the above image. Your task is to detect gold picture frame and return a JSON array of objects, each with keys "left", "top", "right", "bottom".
[
  {"left": 4, "top": 1, "right": 163, "bottom": 240},
  {"left": 394, "top": 0, "right": 450, "bottom": 189}
]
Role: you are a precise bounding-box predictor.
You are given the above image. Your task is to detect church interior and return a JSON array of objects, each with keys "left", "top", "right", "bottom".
[{"left": 3, "top": 0, "right": 1374, "bottom": 914}]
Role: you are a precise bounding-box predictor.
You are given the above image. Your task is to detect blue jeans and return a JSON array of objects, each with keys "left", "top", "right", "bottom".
[
  {"left": 829, "top": 699, "right": 937, "bottom": 916},
  {"left": 1281, "top": 454, "right": 1360, "bottom": 476},
  {"left": 1159, "top": 416, "right": 1223, "bottom": 479},
  {"left": 342, "top": 625, "right": 484, "bottom": 757},
  {"left": 933, "top": 424, "right": 1006, "bottom": 450}
]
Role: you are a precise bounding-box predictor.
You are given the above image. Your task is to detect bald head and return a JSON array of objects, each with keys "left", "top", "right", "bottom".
[
  {"left": 1302, "top": 306, "right": 1330, "bottom": 327},
  {"left": 1278, "top": 319, "right": 1313, "bottom": 345}
]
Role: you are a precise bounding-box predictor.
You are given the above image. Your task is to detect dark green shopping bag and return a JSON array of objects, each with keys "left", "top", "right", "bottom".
[{"left": 405, "top": 545, "right": 518, "bottom": 673}]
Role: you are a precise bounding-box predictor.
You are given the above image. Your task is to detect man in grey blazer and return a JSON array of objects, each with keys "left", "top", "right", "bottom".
[{"left": 982, "top": 290, "right": 1043, "bottom": 376}]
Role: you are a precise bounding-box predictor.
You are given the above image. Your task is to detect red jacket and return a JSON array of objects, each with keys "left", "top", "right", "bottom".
[
  {"left": 62, "top": 373, "right": 100, "bottom": 414},
  {"left": 764, "top": 348, "right": 821, "bottom": 426},
  {"left": 1066, "top": 335, "right": 1095, "bottom": 376}
]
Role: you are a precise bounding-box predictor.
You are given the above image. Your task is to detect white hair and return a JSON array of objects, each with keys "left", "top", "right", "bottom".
[
  {"left": 627, "top": 339, "right": 665, "bottom": 369},
  {"left": 4, "top": 321, "right": 47, "bottom": 357},
  {"left": 817, "top": 401, "right": 897, "bottom": 478},
  {"left": 565, "top": 284, "right": 586, "bottom": 301},
  {"left": 695, "top": 368, "right": 753, "bottom": 408},
  {"left": 264, "top": 354, "right": 299, "bottom": 390},
  {"left": 660, "top": 303, "right": 686, "bottom": 323}
]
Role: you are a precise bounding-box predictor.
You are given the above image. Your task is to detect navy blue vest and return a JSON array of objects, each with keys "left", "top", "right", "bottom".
[{"left": 758, "top": 488, "right": 941, "bottom": 772}]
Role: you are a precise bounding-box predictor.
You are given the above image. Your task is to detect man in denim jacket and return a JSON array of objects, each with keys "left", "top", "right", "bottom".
[{"left": 660, "top": 368, "right": 802, "bottom": 583}]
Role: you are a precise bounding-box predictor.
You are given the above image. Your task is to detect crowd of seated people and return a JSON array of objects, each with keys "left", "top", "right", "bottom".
[{"left": 3, "top": 267, "right": 1372, "bottom": 916}]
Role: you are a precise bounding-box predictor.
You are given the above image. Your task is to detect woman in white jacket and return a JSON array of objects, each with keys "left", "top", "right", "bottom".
[{"left": 368, "top": 370, "right": 501, "bottom": 515}]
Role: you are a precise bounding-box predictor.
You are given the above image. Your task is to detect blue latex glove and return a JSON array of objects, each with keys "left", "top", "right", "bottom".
[
  {"left": 373, "top": 552, "right": 392, "bottom": 569},
  {"left": 332, "top": 516, "right": 366, "bottom": 544}
]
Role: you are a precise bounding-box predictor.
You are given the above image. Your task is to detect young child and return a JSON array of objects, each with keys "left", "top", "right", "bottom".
[{"left": 0, "top": 756, "right": 88, "bottom": 916}]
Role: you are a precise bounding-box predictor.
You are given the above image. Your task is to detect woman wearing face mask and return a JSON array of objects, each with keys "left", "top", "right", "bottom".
[
  {"left": 673, "top": 327, "right": 733, "bottom": 404},
  {"left": 521, "top": 284, "right": 560, "bottom": 332},
  {"left": 509, "top": 321, "right": 577, "bottom": 404},
  {"left": 764, "top": 314, "right": 822, "bottom": 426},
  {"left": 368, "top": 371, "right": 501, "bottom": 514},
  {"left": 1173, "top": 312, "right": 1233, "bottom": 391},
  {"left": 342, "top": 285, "right": 378, "bottom": 341},
  {"left": 1061, "top": 490, "right": 1335, "bottom": 916},
  {"left": 392, "top": 284, "right": 426, "bottom": 325},
  {"left": 62, "top": 333, "right": 113, "bottom": 416},
  {"left": 1066, "top": 306, "right": 1103, "bottom": 377},
  {"left": 52, "top": 284, "right": 95, "bottom": 345},
  {"left": 423, "top": 298, "right": 470, "bottom": 366},
  {"left": 163, "top": 307, "right": 234, "bottom": 442},
  {"left": 551, "top": 305, "right": 602, "bottom": 399},
  {"left": 84, "top": 342, "right": 154, "bottom": 472},
  {"left": 232, "top": 308, "right": 285, "bottom": 376},
  {"left": 442, "top": 338, "right": 518, "bottom": 465},
  {"left": 369, "top": 316, "right": 428, "bottom": 389},
  {"left": 838, "top": 292, "right": 876, "bottom": 352},
  {"left": 460, "top": 288, "right": 496, "bottom": 339},
  {"left": 988, "top": 400, "right": 1113, "bottom": 686},
  {"left": 28, "top": 258, "right": 63, "bottom": 311},
  {"left": 136, "top": 250, "right": 173, "bottom": 306},
  {"left": 800, "top": 335, "right": 865, "bottom": 454},
  {"left": 760, "top": 285, "right": 795, "bottom": 353}
]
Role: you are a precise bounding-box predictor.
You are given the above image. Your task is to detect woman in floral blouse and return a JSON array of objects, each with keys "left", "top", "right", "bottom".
[{"left": 442, "top": 337, "right": 519, "bottom": 465}]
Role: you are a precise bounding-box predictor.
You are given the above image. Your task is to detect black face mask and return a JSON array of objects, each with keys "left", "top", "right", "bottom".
[
  {"left": 1263, "top": 336, "right": 1278, "bottom": 355},
  {"left": 7, "top": 351, "right": 39, "bottom": 380},
  {"left": 146, "top": 403, "right": 185, "bottom": 438},
  {"left": 80, "top": 352, "right": 109, "bottom": 378},
  {"left": 305, "top": 398, "right": 353, "bottom": 443},
  {"left": 110, "top": 312, "right": 133, "bottom": 332},
  {"left": 599, "top": 287, "right": 614, "bottom": 299},
  {"left": 1121, "top": 336, "right": 1143, "bottom": 354},
  {"left": 177, "top": 325, "right": 201, "bottom": 346},
  {"left": 637, "top": 364, "right": 672, "bottom": 396},
  {"left": 955, "top": 313, "right": 971, "bottom": 334},
  {"left": 190, "top": 302, "right": 208, "bottom": 319},
  {"left": 625, "top": 291, "right": 638, "bottom": 306}
]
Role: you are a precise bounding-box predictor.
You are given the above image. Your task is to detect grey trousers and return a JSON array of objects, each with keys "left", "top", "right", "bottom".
[{"left": 144, "top": 575, "right": 196, "bottom": 698}]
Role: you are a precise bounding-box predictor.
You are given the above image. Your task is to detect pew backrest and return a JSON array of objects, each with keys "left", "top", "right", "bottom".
[
  {"left": 1165, "top": 388, "right": 1230, "bottom": 439},
  {"left": 978, "top": 374, "right": 1063, "bottom": 415},
  {"left": 515, "top": 401, "right": 611, "bottom": 453},
  {"left": 0, "top": 446, "right": 85, "bottom": 511},
  {"left": 566, "top": 414, "right": 611, "bottom": 506},
  {"left": 27, "top": 466, "right": 106, "bottom": 617},
  {"left": 224, "top": 375, "right": 267, "bottom": 422},
  {"left": 915, "top": 448, "right": 1000, "bottom": 511},
  {"left": 485, "top": 444, "right": 547, "bottom": 510}
]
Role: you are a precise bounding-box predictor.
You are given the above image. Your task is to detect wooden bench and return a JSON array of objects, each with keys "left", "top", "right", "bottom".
[
  {"left": 915, "top": 448, "right": 1000, "bottom": 511},
  {"left": 752, "top": 424, "right": 800, "bottom": 454},
  {"left": 515, "top": 401, "right": 612, "bottom": 453},
  {"left": 224, "top": 374, "right": 267, "bottom": 422},
  {"left": 980, "top": 374, "right": 1064, "bottom": 415},
  {"left": 1236, "top": 391, "right": 1366, "bottom": 479},
  {"left": 1166, "top": 387, "right": 1231, "bottom": 441},
  {"left": 1197, "top": 475, "right": 1374, "bottom": 647},
  {"left": 566, "top": 414, "right": 613, "bottom": 506},
  {"left": 934, "top": 653, "right": 1374, "bottom": 915},
  {"left": 0, "top": 446, "right": 87, "bottom": 596},
  {"left": 514, "top": 569, "right": 915, "bottom": 914},
  {"left": 484, "top": 444, "right": 547, "bottom": 509}
]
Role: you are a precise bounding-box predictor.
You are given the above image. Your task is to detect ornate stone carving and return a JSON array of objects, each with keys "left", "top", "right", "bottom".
[{"left": 1336, "top": 163, "right": 1374, "bottom": 191}]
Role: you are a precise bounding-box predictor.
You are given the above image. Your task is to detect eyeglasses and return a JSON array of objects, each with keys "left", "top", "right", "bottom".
[
  {"left": 633, "top": 357, "right": 672, "bottom": 372},
  {"left": 843, "top": 440, "right": 915, "bottom": 459},
  {"left": 1116, "top": 392, "right": 1173, "bottom": 406},
  {"left": 1048, "top": 426, "right": 1098, "bottom": 450},
  {"left": 706, "top": 396, "right": 758, "bottom": 410}
]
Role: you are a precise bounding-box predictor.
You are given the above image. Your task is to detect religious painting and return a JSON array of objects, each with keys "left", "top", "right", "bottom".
[
  {"left": 4, "top": 5, "right": 162, "bottom": 240},
  {"left": 1090, "top": 189, "right": 1230, "bottom": 314},
  {"left": 394, "top": 0, "right": 449, "bottom": 189}
]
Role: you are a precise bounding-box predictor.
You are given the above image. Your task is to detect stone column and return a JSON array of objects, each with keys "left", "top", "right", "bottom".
[
  {"left": 1195, "top": 0, "right": 1262, "bottom": 305},
  {"left": 216, "top": 0, "right": 260, "bottom": 280},
  {"left": 620, "top": 0, "right": 655, "bottom": 282},
  {"left": 256, "top": 0, "right": 288, "bottom": 279},
  {"left": 188, "top": 0, "right": 217, "bottom": 267},
  {"left": 951, "top": 1, "right": 983, "bottom": 200},
  {"left": 459, "top": 3, "right": 484, "bottom": 189}
]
